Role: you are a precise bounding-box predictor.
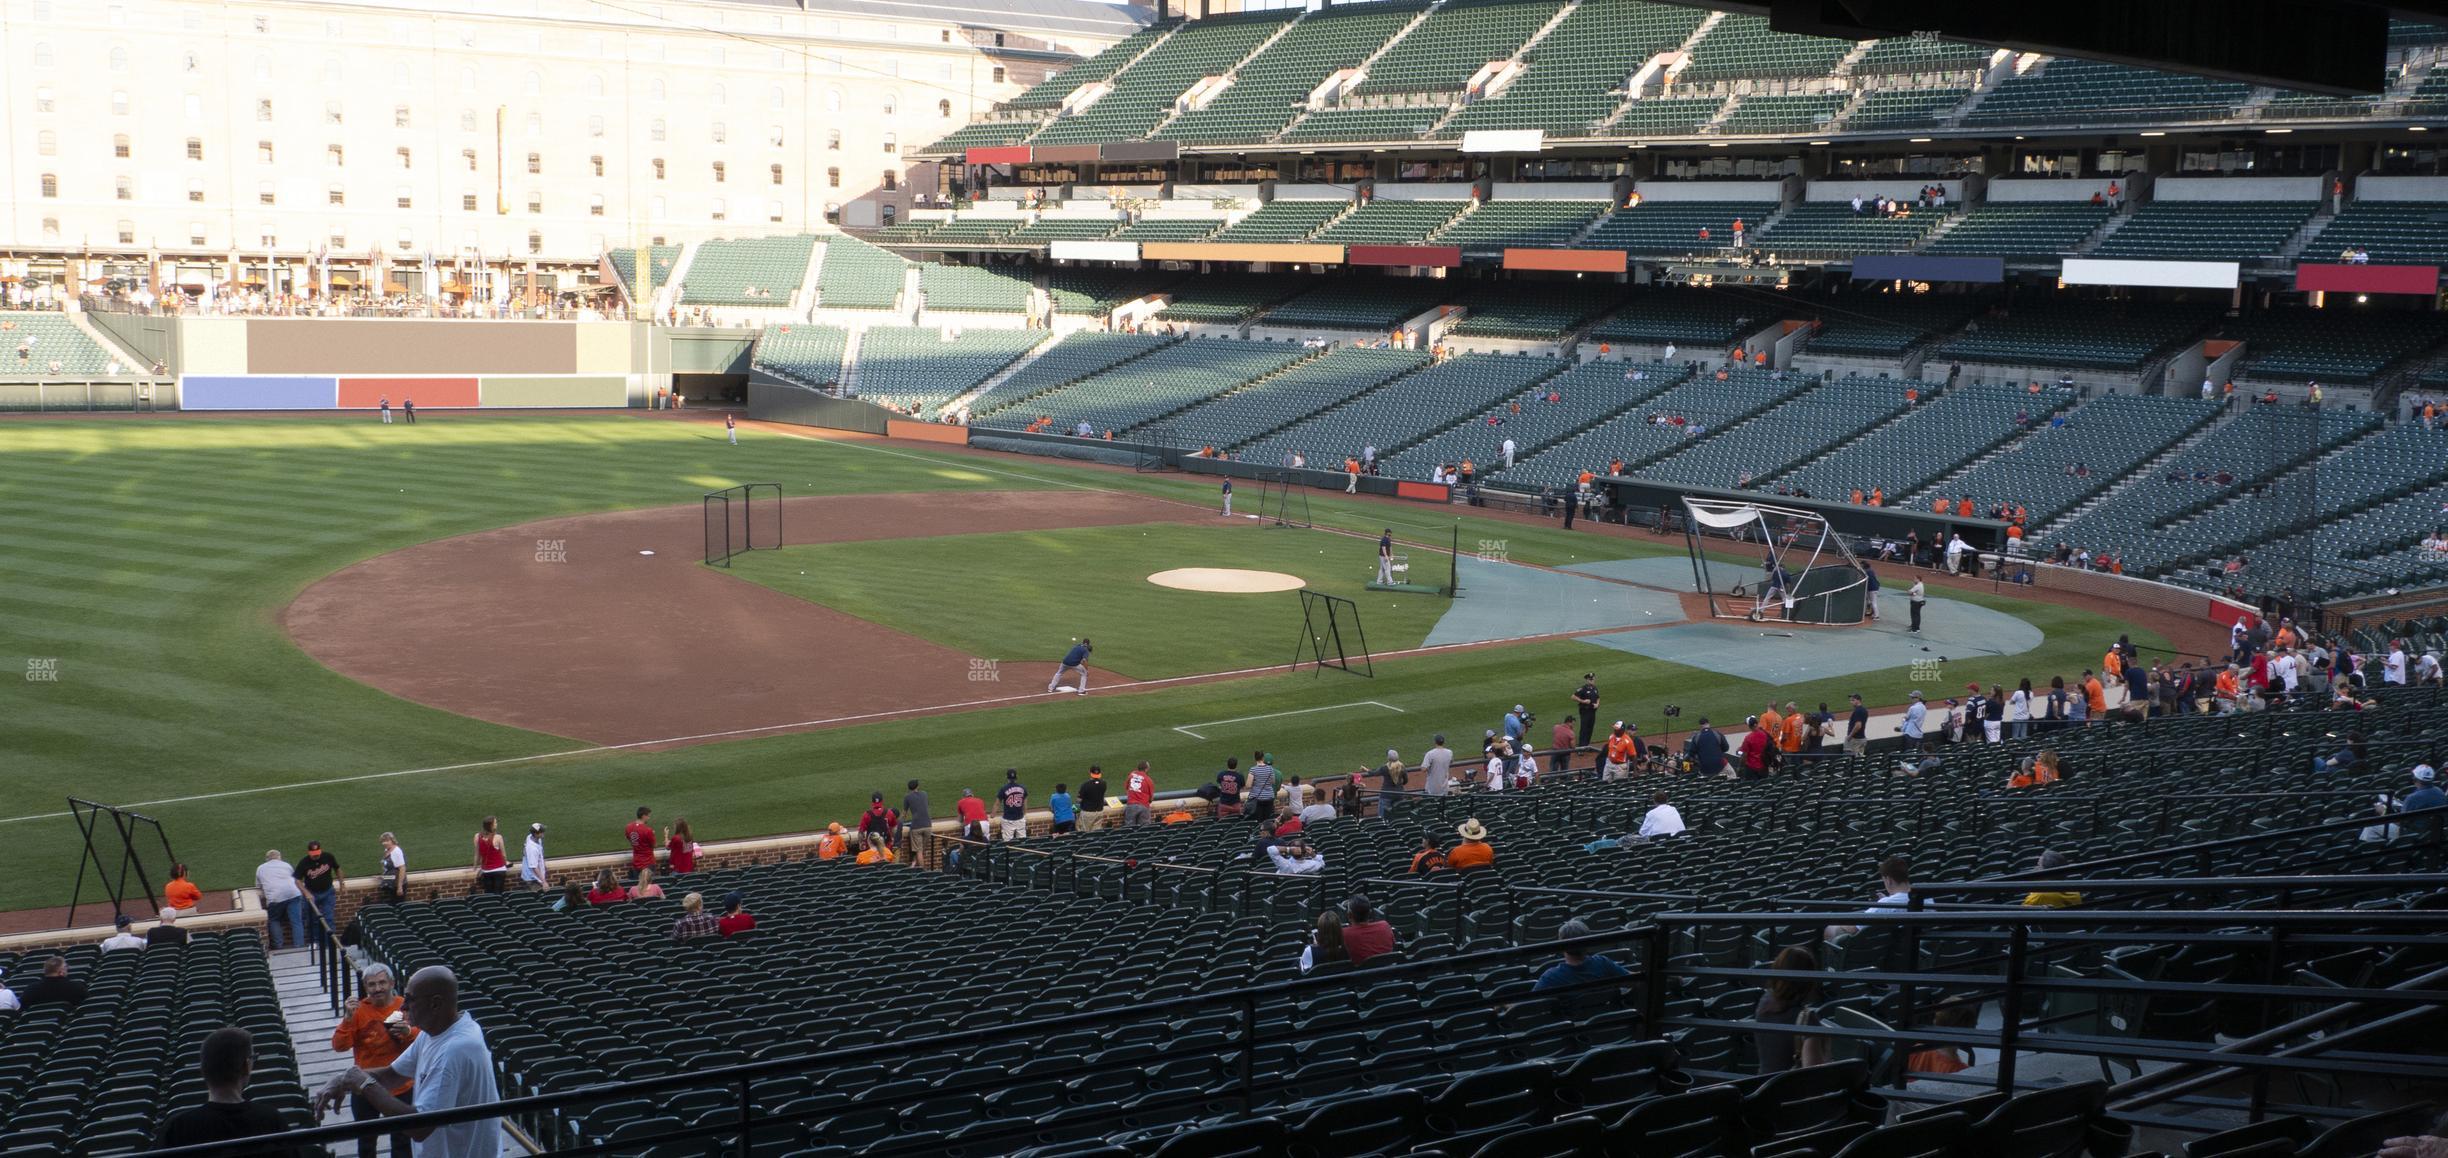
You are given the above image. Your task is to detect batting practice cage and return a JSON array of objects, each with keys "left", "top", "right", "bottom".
[
  {"left": 1292, "top": 589, "right": 1373, "bottom": 677},
  {"left": 1682, "top": 497, "right": 1869, "bottom": 625},
  {"left": 67, "top": 798, "right": 177, "bottom": 929},
  {"left": 703, "top": 482, "right": 784, "bottom": 566},
  {"left": 1257, "top": 470, "right": 1315, "bottom": 529},
  {"left": 1366, "top": 523, "right": 1461, "bottom": 598}
]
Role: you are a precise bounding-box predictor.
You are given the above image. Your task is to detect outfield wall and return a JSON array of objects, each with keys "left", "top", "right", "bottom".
[
  {"left": 146, "top": 316, "right": 661, "bottom": 408},
  {"left": 179, "top": 373, "right": 632, "bottom": 410}
]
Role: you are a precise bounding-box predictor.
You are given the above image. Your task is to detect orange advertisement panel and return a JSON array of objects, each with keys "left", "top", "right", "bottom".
[
  {"left": 886, "top": 418, "right": 971, "bottom": 445},
  {"left": 1140, "top": 242, "right": 1345, "bottom": 265},
  {"left": 1395, "top": 480, "right": 1452, "bottom": 503},
  {"left": 1503, "top": 248, "right": 1627, "bottom": 274},
  {"left": 337, "top": 376, "right": 480, "bottom": 408}
]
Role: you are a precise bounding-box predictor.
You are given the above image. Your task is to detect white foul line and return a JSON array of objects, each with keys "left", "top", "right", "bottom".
[{"left": 1172, "top": 700, "right": 1405, "bottom": 740}]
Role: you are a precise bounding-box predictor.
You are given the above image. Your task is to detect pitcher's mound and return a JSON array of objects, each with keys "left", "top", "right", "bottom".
[{"left": 1149, "top": 567, "right": 1307, "bottom": 594}]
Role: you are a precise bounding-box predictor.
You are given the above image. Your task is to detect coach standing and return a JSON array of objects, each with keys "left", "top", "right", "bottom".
[
  {"left": 1377, "top": 529, "right": 1395, "bottom": 584},
  {"left": 1573, "top": 674, "right": 1600, "bottom": 748},
  {"left": 1907, "top": 578, "right": 1926, "bottom": 633}
]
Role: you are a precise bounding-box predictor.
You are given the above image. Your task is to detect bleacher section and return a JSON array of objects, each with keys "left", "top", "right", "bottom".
[
  {"left": 852, "top": 326, "right": 1041, "bottom": 416},
  {"left": 1262, "top": 277, "right": 1455, "bottom": 331},
  {"left": 1921, "top": 392, "right": 2218, "bottom": 521},
  {"left": 1384, "top": 358, "right": 1669, "bottom": 476},
  {"left": 1580, "top": 201, "right": 1776, "bottom": 254},
  {"left": 1313, "top": 200, "right": 1470, "bottom": 245},
  {"left": 1280, "top": 105, "right": 1454, "bottom": 144},
  {"left": 1851, "top": 36, "right": 1991, "bottom": 75},
  {"left": 2304, "top": 201, "right": 2448, "bottom": 264},
  {"left": 2041, "top": 406, "right": 2382, "bottom": 571},
  {"left": 1753, "top": 202, "right": 1948, "bottom": 258},
  {"left": 0, "top": 931, "right": 307, "bottom": 1155},
  {"left": 1046, "top": 268, "right": 1178, "bottom": 315},
  {"left": 1920, "top": 203, "right": 2111, "bottom": 258},
  {"left": 749, "top": 324, "right": 850, "bottom": 390},
  {"left": 606, "top": 245, "right": 680, "bottom": 299},
  {"left": 1006, "top": 23, "right": 1175, "bottom": 110},
  {"left": 917, "top": 263, "right": 1033, "bottom": 314},
  {"left": 2156, "top": 422, "right": 2448, "bottom": 594},
  {"left": 1158, "top": 274, "right": 1305, "bottom": 325},
  {"left": 1448, "top": 283, "right": 1626, "bottom": 339},
  {"left": 2090, "top": 200, "right": 2318, "bottom": 262},
  {"left": 0, "top": 313, "right": 123, "bottom": 376},
  {"left": 1006, "top": 218, "right": 1124, "bottom": 245},
  {"left": 959, "top": 331, "right": 1177, "bottom": 419},
  {"left": 1800, "top": 294, "right": 1980, "bottom": 357},
  {"left": 1438, "top": 0, "right": 1708, "bottom": 136},
  {"left": 1240, "top": 352, "right": 1567, "bottom": 465},
  {"left": 1778, "top": 380, "right": 2071, "bottom": 502},
  {"left": 1934, "top": 301, "right": 2216, "bottom": 371},
  {"left": 1496, "top": 366, "right": 1815, "bottom": 489},
  {"left": 814, "top": 235, "right": 909, "bottom": 310},
  {"left": 1431, "top": 200, "right": 1610, "bottom": 254},
  {"left": 2231, "top": 311, "right": 2448, "bottom": 383},
  {"left": 1032, "top": 12, "right": 1295, "bottom": 145},
  {"left": 1111, "top": 217, "right": 1224, "bottom": 242},
  {"left": 1843, "top": 87, "right": 1971, "bottom": 130},
  {"left": 1605, "top": 96, "right": 1728, "bottom": 136},
  {"left": 1588, "top": 290, "right": 1778, "bottom": 346},
  {"left": 1353, "top": 0, "right": 1562, "bottom": 96},
  {"left": 1719, "top": 93, "right": 1848, "bottom": 136},
  {"left": 1157, "top": 3, "right": 1427, "bottom": 145},
  {"left": 1211, "top": 200, "right": 1348, "bottom": 242},
  {"left": 1967, "top": 58, "right": 2254, "bottom": 126},
  {"left": 1679, "top": 14, "right": 1856, "bottom": 82},
  {"left": 1150, "top": 346, "right": 1429, "bottom": 448},
  {"left": 679, "top": 235, "right": 816, "bottom": 307},
  {"left": 976, "top": 336, "right": 1308, "bottom": 431},
  {"left": 920, "top": 120, "right": 1042, "bottom": 154},
  {"left": 1639, "top": 375, "right": 1912, "bottom": 490},
  {"left": 921, "top": 220, "right": 1024, "bottom": 247}
]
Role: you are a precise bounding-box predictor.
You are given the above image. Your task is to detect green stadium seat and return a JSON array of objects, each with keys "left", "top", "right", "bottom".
[
  {"left": 680, "top": 235, "right": 817, "bottom": 306},
  {"left": 2303, "top": 201, "right": 2448, "bottom": 265},
  {"left": 1212, "top": 201, "right": 1349, "bottom": 243},
  {"left": 816, "top": 236, "right": 910, "bottom": 310},
  {"left": 1851, "top": 36, "right": 1992, "bottom": 76},
  {"left": 1935, "top": 301, "right": 2217, "bottom": 371},
  {"left": 1264, "top": 277, "right": 1456, "bottom": 331},
  {"left": 1313, "top": 200, "right": 1470, "bottom": 246},
  {"left": 918, "top": 264, "right": 1033, "bottom": 314},
  {"left": 1752, "top": 202, "right": 1947, "bottom": 259},
  {"left": 1677, "top": 14, "right": 1855, "bottom": 84},
  {"left": 1580, "top": 201, "right": 1777, "bottom": 256},
  {"left": 1154, "top": 346, "right": 1430, "bottom": 447},
  {"left": 606, "top": 246, "right": 680, "bottom": 299},
  {"left": 0, "top": 313, "right": 127, "bottom": 377},
  {"left": 1439, "top": 0, "right": 1707, "bottom": 137},
  {"left": 1433, "top": 200, "right": 1609, "bottom": 255},
  {"left": 852, "top": 326, "right": 1042, "bottom": 416},
  {"left": 2090, "top": 200, "right": 2317, "bottom": 262},
  {"left": 1921, "top": 203, "right": 2110, "bottom": 259},
  {"left": 1157, "top": 3, "right": 1426, "bottom": 146},
  {"left": 964, "top": 331, "right": 1179, "bottom": 418},
  {"left": 750, "top": 324, "right": 850, "bottom": 389},
  {"left": 1034, "top": 13, "right": 1296, "bottom": 145},
  {"left": 1968, "top": 58, "right": 2252, "bottom": 126}
]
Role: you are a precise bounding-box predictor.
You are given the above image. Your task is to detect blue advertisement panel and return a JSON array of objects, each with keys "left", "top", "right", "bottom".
[
  {"left": 179, "top": 376, "right": 339, "bottom": 410},
  {"left": 1849, "top": 255, "right": 2005, "bottom": 284}
]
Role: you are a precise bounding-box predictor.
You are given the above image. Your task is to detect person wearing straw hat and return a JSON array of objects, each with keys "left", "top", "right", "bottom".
[{"left": 1447, "top": 819, "right": 1495, "bottom": 871}]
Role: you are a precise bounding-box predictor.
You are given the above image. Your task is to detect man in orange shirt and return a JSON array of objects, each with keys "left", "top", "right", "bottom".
[
  {"left": 1955, "top": 496, "right": 1974, "bottom": 518},
  {"left": 1779, "top": 701, "right": 1806, "bottom": 754},
  {"left": 2212, "top": 664, "right": 2241, "bottom": 713},
  {"left": 1850, "top": 488, "right": 1865, "bottom": 505},
  {"left": 1446, "top": 819, "right": 1495, "bottom": 871},
  {"left": 1757, "top": 700, "right": 1785, "bottom": 751},
  {"left": 1932, "top": 497, "right": 1949, "bottom": 514},
  {"left": 331, "top": 963, "right": 417, "bottom": 1158},
  {"left": 2082, "top": 669, "right": 2108, "bottom": 717},
  {"left": 2102, "top": 647, "right": 2125, "bottom": 704},
  {"left": 1602, "top": 722, "right": 1641, "bottom": 780},
  {"left": 1870, "top": 487, "right": 1883, "bottom": 507}
]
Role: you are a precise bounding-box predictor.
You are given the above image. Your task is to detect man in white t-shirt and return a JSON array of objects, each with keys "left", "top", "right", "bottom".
[
  {"left": 98, "top": 914, "right": 146, "bottom": 952},
  {"left": 2385, "top": 642, "right": 2409, "bottom": 685},
  {"left": 1637, "top": 792, "right": 1686, "bottom": 840},
  {"left": 315, "top": 965, "right": 501, "bottom": 1157},
  {"left": 256, "top": 850, "right": 304, "bottom": 950},
  {"left": 1826, "top": 855, "right": 1913, "bottom": 942}
]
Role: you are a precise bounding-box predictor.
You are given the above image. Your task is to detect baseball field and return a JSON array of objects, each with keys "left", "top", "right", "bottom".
[{"left": 1, "top": 413, "right": 2180, "bottom": 910}]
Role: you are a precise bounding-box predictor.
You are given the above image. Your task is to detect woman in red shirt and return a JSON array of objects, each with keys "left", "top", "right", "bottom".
[
  {"left": 585, "top": 868, "right": 630, "bottom": 906},
  {"left": 472, "top": 816, "right": 509, "bottom": 895},
  {"left": 665, "top": 818, "right": 698, "bottom": 875}
]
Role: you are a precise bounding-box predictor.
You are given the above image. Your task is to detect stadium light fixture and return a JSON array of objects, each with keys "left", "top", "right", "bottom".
[
  {"left": 2266, "top": 128, "right": 2293, "bottom": 134},
  {"left": 1909, "top": 137, "right": 1933, "bottom": 143},
  {"left": 1809, "top": 140, "right": 1831, "bottom": 145},
  {"left": 1708, "top": 142, "right": 1729, "bottom": 147},
  {"left": 2410, "top": 125, "right": 2429, "bottom": 132},
  {"left": 2140, "top": 131, "right": 2167, "bottom": 137}
]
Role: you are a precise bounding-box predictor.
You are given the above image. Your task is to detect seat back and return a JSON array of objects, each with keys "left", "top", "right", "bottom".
[
  {"left": 1287, "top": 1089, "right": 1429, "bottom": 1158},
  {"left": 1740, "top": 1060, "right": 1870, "bottom": 1139},
  {"left": 1966, "top": 1081, "right": 2107, "bottom": 1158},
  {"left": 1607, "top": 1084, "right": 1749, "bottom": 1158},
  {"left": 1150, "top": 1117, "right": 1286, "bottom": 1158},
  {"left": 2182, "top": 1116, "right": 2311, "bottom": 1158},
  {"left": 2297, "top": 1104, "right": 2437, "bottom": 1158},
  {"left": 1827, "top": 1112, "right": 1971, "bottom": 1158},
  {"left": 1466, "top": 1115, "right": 1605, "bottom": 1158}
]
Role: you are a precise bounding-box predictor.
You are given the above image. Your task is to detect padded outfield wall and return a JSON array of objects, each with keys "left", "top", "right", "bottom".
[{"left": 168, "top": 318, "right": 654, "bottom": 409}]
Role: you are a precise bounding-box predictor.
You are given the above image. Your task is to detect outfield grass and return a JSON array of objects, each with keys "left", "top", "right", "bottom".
[
  {"left": 0, "top": 415, "right": 2164, "bottom": 909},
  {"left": 728, "top": 522, "right": 1460, "bottom": 678}
]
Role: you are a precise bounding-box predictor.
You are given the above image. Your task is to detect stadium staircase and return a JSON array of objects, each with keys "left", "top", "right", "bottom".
[
  {"left": 656, "top": 244, "right": 699, "bottom": 318},
  {"left": 944, "top": 332, "right": 1065, "bottom": 416},
  {"left": 1140, "top": 14, "right": 1308, "bottom": 141},
  {"left": 2026, "top": 401, "right": 2251, "bottom": 539},
  {"left": 794, "top": 240, "right": 829, "bottom": 313},
  {"left": 1590, "top": 11, "right": 1726, "bottom": 135},
  {"left": 1936, "top": 53, "right": 2032, "bottom": 127},
  {"left": 836, "top": 328, "right": 866, "bottom": 396},
  {"left": 1267, "top": 0, "right": 1444, "bottom": 145},
  {"left": 1417, "top": 0, "right": 1592, "bottom": 139},
  {"left": 2279, "top": 206, "right": 2340, "bottom": 259},
  {"left": 2072, "top": 206, "right": 2140, "bottom": 254},
  {"left": 68, "top": 315, "right": 146, "bottom": 373}
]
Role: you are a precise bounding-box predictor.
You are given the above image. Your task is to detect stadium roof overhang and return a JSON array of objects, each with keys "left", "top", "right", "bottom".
[{"left": 1745, "top": 0, "right": 2439, "bottom": 97}]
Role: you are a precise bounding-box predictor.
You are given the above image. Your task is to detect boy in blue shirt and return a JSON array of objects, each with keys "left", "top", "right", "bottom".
[{"left": 1048, "top": 784, "right": 1077, "bottom": 835}]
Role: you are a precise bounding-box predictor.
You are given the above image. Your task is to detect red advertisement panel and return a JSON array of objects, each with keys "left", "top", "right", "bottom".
[{"left": 337, "top": 377, "right": 480, "bottom": 408}]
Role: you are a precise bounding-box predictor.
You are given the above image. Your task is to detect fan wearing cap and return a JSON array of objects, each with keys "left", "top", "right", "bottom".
[
  {"left": 815, "top": 823, "right": 849, "bottom": 860},
  {"left": 717, "top": 891, "right": 757, "bottom": 937},
  {"left": 292, "top": 839, "right": 344, "bottom": 937},
  {"left": 1602, "top": 722, "right": 1641, "bottom": 781},
  {"left": 1738, "top": 716, "right": 1775, "bottom": 780},
  {"left": 1900, "top": 692, "right": 1928, "bottom": 751},
  {"left": 2408, "top": 765, "right": 2446, "bottom": 812},
  {"left": 1447, "top": 819, "right": 1496, "bottom": 871},
  {"left": 516, "top": 824, "right": 547, "bottom": 891},
  {"left": 1574, "top": 673, "right": 1601, "bottom": 749},
  {"left": 1503, "top": 704, "right": 1529, "bottom": 746},
  {"left": 99, "top": 914, "right": 146, "bottom": 952}
]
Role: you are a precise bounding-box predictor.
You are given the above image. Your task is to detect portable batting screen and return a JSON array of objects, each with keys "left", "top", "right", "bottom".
[
  {"left": 703, "top": 482, "right": 783, "bottom": 566},
  {"left": 1681, "top": 496, "right": 1869, "bottom": 625},
  {"left": 1292, "top": 589, "right": 1373, "bottom": 677}
]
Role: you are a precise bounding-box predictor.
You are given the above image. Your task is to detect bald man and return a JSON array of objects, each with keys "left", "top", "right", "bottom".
[{"left": 314, "top": 965, "right": 500, "bottom": 1157}]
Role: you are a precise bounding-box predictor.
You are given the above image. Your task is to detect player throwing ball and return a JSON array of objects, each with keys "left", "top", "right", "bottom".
[{"left": 1048, "top": 637, "right": 1092, "bottom": 695}]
